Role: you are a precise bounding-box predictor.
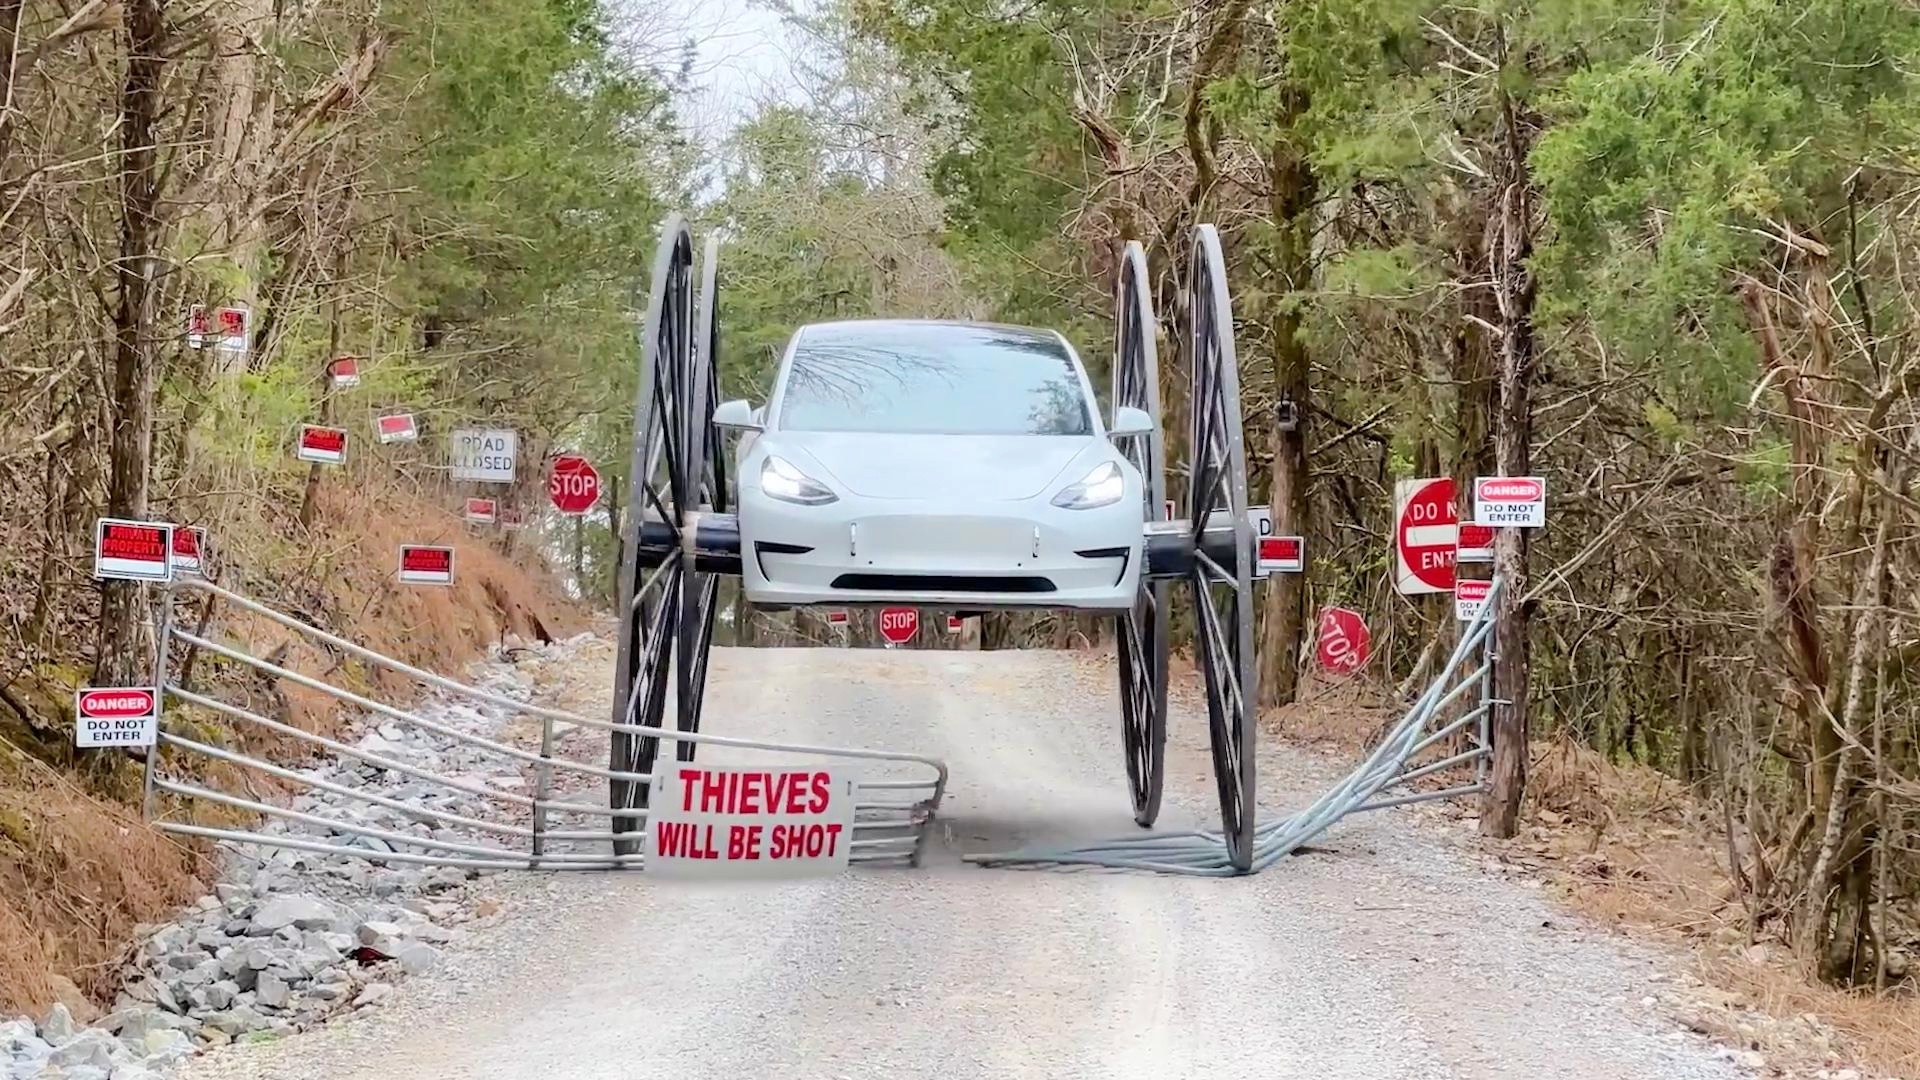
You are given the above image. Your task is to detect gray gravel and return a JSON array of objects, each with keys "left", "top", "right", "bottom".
[{"left": 177, "top": 645, "right": 1748, "bottom": 1080}]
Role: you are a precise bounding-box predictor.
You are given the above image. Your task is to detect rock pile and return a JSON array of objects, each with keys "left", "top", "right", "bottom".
[{"left": 3, "top": 632, "right": 600, "bottom": 1080}]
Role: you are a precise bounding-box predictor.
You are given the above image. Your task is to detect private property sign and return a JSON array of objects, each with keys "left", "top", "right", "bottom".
[
  {"left": 647, "top": 764, "right": 855, "bottom": 879},
  {"left": 169, "top": 526, "right": 207, "bottom": 577},
  {"left": 449, "top": 428, "right": 517, "bottom": 483},
  {"left": 74, "top": 687, "right": 158, "bottom": 748},
  {"left": 375, "top": 413, "right": 418, "bottom": 444},
  {"left": 464, "top": 498, "right": 498, "bottom": 524},
  {"left": 1393, "top": 477, "right": 1456, "bottom": 595},
  {"left": 397, "top": 545, "right": 454, "bottom": 585},
  {"left": 296, "top": 425, "right": 348, "bottom": 465},
  {"left": 94, "top": 518, "right": 173, "bottom": 582},
  {"left": 1473, "top": 476, "right": 1547, "bottom": 528},
  {"left": 1456, "top": 522, "right": 1495, "bottom": 563}
]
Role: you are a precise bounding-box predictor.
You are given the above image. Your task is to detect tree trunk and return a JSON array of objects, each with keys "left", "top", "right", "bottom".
[
  {"left": 1258, "top": 94, "right": 1316, "bottom": 709},
  {"left": 1480, "top": 78, "right": 1536, "bottom": 839},
  {"left": 94, "top": 0, "right": 169, "bottom": 687}
]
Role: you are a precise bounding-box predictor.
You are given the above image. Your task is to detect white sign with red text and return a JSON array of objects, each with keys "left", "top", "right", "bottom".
[
  {"left": 169, "top": 525, "right": 207, "bottom": 576},
  {"left": 74, "top": 687, "right": 159, "bottom": 748},
  {"left": 1456, "top": 522, "right": 1495, "bottom": 563},
  {"left": 1473, "top": 476, "right": 1546, "bottom": 528},
  {"left": 646, "top": 763, "right": 856, "bottom": 880},
  {"left": 375, "top": 413, "right": 418, "bottom": 444},
  {"left": 1454, "top": 578, "right": 1492, "bottom": 623},
  {"left": 94, "top": 518, "right": 173, "bottom": 582}
]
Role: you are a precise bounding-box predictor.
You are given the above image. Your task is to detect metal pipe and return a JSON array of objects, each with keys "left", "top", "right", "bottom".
[
  {"left": 142, "top": 588, "right": 176, "bottom": 819},
  {"left": 155, "top": 822, "right": 645, "bottom": 871}
]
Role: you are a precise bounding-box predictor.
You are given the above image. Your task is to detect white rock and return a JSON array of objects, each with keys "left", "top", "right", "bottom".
[
  {"left": 48, "top": 1030, "right": 124, "bottom": 1069},
  {"left": 351, "top": 983, "right": 394, "bottom": 1009},
  {"left": 254, "top": 973, "right": 290, "bottom": 1010},
  {"left": 249, "top": 895, "right": 344, "bottom": 935},
  {"left": 39, "top": 1002, "right": 75, "bottom": 1043},
  {"left": 138, "top": 1028, "right": 194, "bottom": 1067},
  {"left": 395, "top": 942, "right": 442, "bottom": 975}
]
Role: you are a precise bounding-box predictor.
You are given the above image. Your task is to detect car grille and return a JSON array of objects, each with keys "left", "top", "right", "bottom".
[{"left": 829, "top": 574, "right": 1057, "bottom": 593}]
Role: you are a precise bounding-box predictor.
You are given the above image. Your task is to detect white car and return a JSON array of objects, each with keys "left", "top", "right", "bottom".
[{"left": 713, "top": 319, "right": 1152, "bottom": 611}]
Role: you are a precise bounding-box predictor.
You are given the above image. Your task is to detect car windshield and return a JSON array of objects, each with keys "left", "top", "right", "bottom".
[{"left": 776, "top": 323, "right": 1094, "bottom": 436}]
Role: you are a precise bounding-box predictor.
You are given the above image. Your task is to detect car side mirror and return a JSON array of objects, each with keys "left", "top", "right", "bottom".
[
  {"left": 713, "top": 399, "right": 762, "bottom": 432},
  {"left": 1110, "top": 406, "right": 1154, "bottom": 439}
]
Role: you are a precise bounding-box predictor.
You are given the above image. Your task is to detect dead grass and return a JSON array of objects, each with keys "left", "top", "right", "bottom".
[{"left": 0, "top": 477, "right": 581, "bottom": 1021}]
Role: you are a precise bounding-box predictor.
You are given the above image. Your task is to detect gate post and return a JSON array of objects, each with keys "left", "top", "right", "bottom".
[
  {"left": 531, "top": 715, "right": 554, "bottom": 867},
  {"left": 142, "top": 587, "right": 176, "bottom": 820}
]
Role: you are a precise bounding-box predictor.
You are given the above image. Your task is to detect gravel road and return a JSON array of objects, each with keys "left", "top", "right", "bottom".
[{"left": 180, "top": 645, "right": 1745, "bottom": 1080}]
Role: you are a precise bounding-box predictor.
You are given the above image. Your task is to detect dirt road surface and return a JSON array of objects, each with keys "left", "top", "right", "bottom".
[{"left": 181, "top": 646, "right": 1742, "bottom": 1080}]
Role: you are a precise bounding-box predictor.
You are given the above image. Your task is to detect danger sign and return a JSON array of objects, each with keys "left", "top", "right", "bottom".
[
  {"left": 296, "top": 425, "right": 348, "bottom": 465},
  {"left": 464, "top": 498, "right": 497, "bottom": 524},
  {"left": 169, "top": 525, "right": 207, "bottom": 577},
  {"left": 1455, "top": 578, "right": 1493, "bottom": 623},
  {"left": 1316, "top": 607, "right": 1370, "bottom": 676},
  {"left": 647, "top": 764, "right": 855, "bottom": 880},
  {"left": 1456, "top": 522, "right": 1495, "bottom": 564},
  {"left": 329, "top": 356, "right": 361, "bottom": 388},
  {"left": 94, "top": 518, "right": 173, "bottom": 582},
  {"left": 397, "top": 545, "right": 454, "bottom": 585},
  {"left": 74, "top": 687, "right": 159, "bottom": 748},
  {"left": 1394, "top": 477, "right": 1456, "bottom": 595},
  {"left": 375, "top": 412, "right": 418, "bottom": 444},
  {"left": 878, "top": 607, "right": 918, "bottom": 645},
  {"left": 1473, "top": 476, "right": 1546, "bottom": 528},
  {"left": 449, "top": 428, "right": 517, "bottom": 483}
]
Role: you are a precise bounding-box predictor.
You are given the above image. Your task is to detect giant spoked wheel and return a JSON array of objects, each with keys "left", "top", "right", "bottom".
[
  {"left": 609, "top": 216, "right": 700, "bottom": 855},
  {"left": 674, "top": 234, "right": 728, "bottom": 764},
  {"left": 1183, "top": 224, "right": 1257, "bottom": 872},
  {"left": 1111, "top": 240, "right": 1168, "bottom": 827}
]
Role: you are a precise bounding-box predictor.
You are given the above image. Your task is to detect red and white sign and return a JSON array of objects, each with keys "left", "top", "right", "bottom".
[
  {"left": 1473, "top": 476, "right": 1546, "bottom": 528},
  {"left": 74, "top": 687, "right": 158, "bottom": 748},
  {"left": 500, "top": 507, "right": 524, "bottom": 529},
  {"left": 375, "top": 412, "right": 418, "bottom": 444},
  {"left": 296, "top": 425, "right": 348, "bottom": 465},
  {"left": 214, "top": 305, "right": 249, "bottom": 355},
  {"left": 397, "top": 545, "right": 454, "bottom": 585},
  {"left": 1164, "top": 499, "right": 1175, "bottom": 521},
  {"left": 169, "top": 525, "right": 207, "bottom": 576},
  {"left": 946, "top": 614, "right": 964, "bottom": 634},
  {"left": 1454, "top": 578, "right": 1493, "bottom": 623},
  {"left": 824, "top": 609, "right": 849, "bottom": 627},
  {"left": 1316, "top": 607, "right": 1371, "bottom": 676},
  {"left": 94, "top": 518, "right": 173, "bottom": 582},
  {"left": 1258, "top": 535, "right": 1304, "bottom": 575},
  {"left": 1456, "top": 522, "right": 1495, "bottom": 564},
  {"left": 464, "top": 498, "right": 498, "bottom": 524},
  {"left": 329, "top": 355, "right": 361, "bottom": 388},
  {"left": 1393, "top": 477, "right": 1456, "bottom": 595},
  {"left": 547, "top": 455, "right": 601, "bottom": 515},
  {"left": 878, "top": 607, "right": 918, "bottom": 645},
  {"left": 186, "top": 305, "right": 209, "bottom": 349},
  {"left": 647, "top": 763, "right": 855, "bottom": 880}
]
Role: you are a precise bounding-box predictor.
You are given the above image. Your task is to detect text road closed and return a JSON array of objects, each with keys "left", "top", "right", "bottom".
[{"left": 647, "top": 764, "right": 855, "bottom": 880}]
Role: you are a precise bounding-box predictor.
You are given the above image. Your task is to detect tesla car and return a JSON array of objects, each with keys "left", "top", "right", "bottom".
[{"left": 712, "top": 318, "right": 1151, "bottom": 611}]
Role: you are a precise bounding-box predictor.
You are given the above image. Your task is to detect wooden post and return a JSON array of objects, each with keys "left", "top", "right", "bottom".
[{"left": 1480, "top": 73, "right": 1536, "bottom": 839}]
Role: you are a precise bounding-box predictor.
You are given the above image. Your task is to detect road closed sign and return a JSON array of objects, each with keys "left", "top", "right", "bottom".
[
  {"left": 1393, "top": 477, "right": 1456, "bottom": 595},
  {"left": 94, "top": 518, "right": 173, "bottom": 582},
  {"left": 74, "top": 687, "right": 158, "bottom": 748},
  {"left": 449, "top": 428, "right": 517, "bottom": 483},
  {"left": 647, "top": 763, "right": 856, "bottom": 880},
  {"left": 397, "top": 545, "right": 454, "bottom": 585},
  {"left": 1474, "top": 476, "right": 1546, "bottom": 528}
]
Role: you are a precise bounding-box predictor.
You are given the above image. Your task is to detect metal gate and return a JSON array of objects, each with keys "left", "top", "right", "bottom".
[{"left": 141, "top": 578, "right": 948, "bottom": 870}]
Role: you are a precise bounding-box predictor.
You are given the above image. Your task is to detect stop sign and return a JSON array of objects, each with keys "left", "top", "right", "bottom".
[
  {"left": 878, "top": 607, "right": 918, "bottom": 645},
  {"left": 548, "top": 455, "right": 601, "bottom": 515},
  {"left": 1394, "top": 477, "right": 1457, "bottom": 594},
  {"left": 1316, "top": 607, "right": 1371, "bottom": 676}
]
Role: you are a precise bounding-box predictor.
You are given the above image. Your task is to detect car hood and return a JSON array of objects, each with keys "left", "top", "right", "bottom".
[{"left": 772, "top": 433, "right": 1106, "bottom": 501}]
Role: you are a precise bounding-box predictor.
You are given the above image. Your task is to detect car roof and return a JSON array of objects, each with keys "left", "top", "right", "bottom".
[{"left": 793, "top": 318, "right": 1068, "bottom": 347}]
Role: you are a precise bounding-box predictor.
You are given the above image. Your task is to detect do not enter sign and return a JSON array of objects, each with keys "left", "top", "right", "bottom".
[
  {"left": 549, "top": 455, "right": 601, "bottom": 515},
  {"left": 878, "top": 607, "right": 918, "bottom": 645},
  {"left": 1394, "top": 477, "right": 1456, "bottom": 595}
]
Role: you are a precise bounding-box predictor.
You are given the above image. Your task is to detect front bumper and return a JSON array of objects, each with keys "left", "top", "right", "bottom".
[{"left": 741, "top": 495, "right": 1142, "bottom": 611}]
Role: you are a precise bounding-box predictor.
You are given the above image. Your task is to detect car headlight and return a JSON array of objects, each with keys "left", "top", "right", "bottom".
[
  {"left": 1051, "top": 461, "right": 1125, "bottom": 510},
  {"left": 760, "top": 455, "right": 838, "bottom": 505}
]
